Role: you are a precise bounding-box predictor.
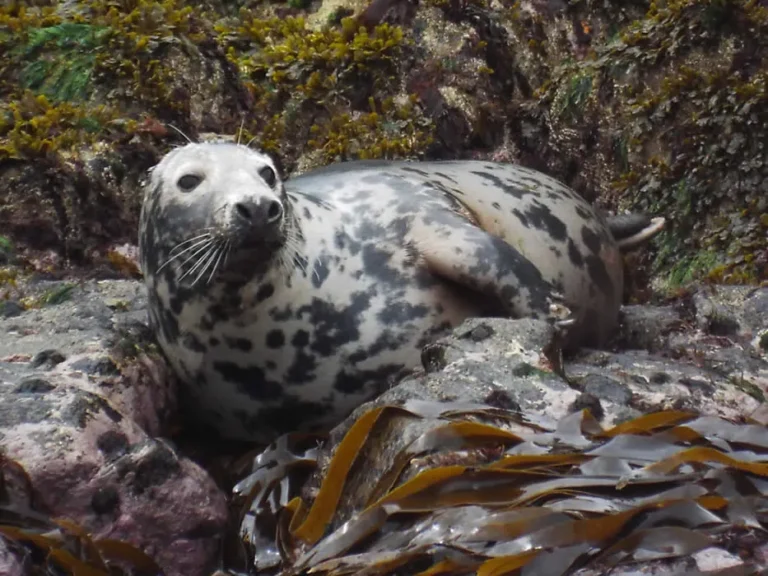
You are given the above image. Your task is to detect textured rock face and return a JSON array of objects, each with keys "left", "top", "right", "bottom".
[
  {"left": 0, "top": 269, "right": 766, "bottom": 575},
  {"left": 2, "top": 1, "right": 766, "bottom": 286},
  {"left": 233, "top": 288, "right": 768, "bottom": 575},
  {"left": 0, "top": 279, "right": 228, "bottom": 576}
]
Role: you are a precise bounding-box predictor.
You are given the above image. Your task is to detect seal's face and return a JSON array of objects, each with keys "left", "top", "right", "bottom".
[{"left": 139, "top": 141, "right": 288, "bottom": 286}]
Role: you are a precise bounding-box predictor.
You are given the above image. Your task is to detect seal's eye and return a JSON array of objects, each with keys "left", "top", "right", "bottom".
[
  {"left": 259, "top": 166, "right": 276, "bottom": 187},
  {"left": 177, "top": 174, "right": 203, "bottom": 192}
]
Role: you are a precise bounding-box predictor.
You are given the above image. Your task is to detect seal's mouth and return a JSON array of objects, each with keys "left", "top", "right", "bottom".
[{"left": 219, "top": 211, "right": 288, "bottom": 280}]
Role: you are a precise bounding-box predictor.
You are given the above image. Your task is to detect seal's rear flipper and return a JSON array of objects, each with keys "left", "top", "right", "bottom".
[{"left": 606, "top": 214, "right": 666, "bottom": 251}]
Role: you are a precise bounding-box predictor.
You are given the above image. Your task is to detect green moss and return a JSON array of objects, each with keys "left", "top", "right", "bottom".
[
  {"left": 662, "top": 248, "right": 720, "bottom": 288},
  {"left": 553, "top": 71, "right": 593, "bottom": 121},
  {"left": 16, "top": 23, "right": 110, "bottom": 102},
  {"left": 730, "top": 376, "right": 766, "bottom": 403}
]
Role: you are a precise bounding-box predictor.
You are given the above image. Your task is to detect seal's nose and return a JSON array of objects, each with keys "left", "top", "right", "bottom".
[{"left": 234, "top": 199, "right": 283, "bottom": 227}]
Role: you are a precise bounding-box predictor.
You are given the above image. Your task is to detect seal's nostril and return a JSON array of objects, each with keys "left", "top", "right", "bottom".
[
  {"left": 235, "top": 203, "right": 252, "bottom": 222},
  {"left": 266, "top": 200, "right": 283, "bottom": 223}
]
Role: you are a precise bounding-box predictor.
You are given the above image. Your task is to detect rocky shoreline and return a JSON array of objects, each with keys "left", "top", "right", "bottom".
[{"left": 0, "top": 267, "right": 765, "bottom": 575}]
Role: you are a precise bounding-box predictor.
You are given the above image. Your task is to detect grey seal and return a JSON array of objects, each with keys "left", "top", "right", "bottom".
[{"left": 138, "top": 141, "right": 664, "bottom": 441}]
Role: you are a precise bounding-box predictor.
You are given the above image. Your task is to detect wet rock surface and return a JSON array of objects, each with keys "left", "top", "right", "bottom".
[
  {"left": 235, "top": 287, "right": 768, "bottom": 575},
  {"left": 0, "top": 274, "right": 766, "bottom": 575},
  {"left": 0, "top": 279, "right": 228, "bottom": 576}
]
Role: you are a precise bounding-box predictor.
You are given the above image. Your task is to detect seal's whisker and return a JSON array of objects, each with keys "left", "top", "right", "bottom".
[
  {"left": 245, "top": 135, "right": 259, "bottom": 149},
  {"left": 192, "top": 241, "right": 223, "bottom": 287},
  {"left": 177, "top": 240, "right": 215, "bottom": 279},
  {"left": 167, "top": 232, "right": 213, "bottom": 255},
  {"left": 167, "top": 123, "right": 194, "bottom": 144},
  {"left": 237, "top": 118, "right": 245, "bottom": 146},
  {"left": 157, "top": 236, "right": 213, "bottom": 273},
  {"left": 207, "top": 242, "right": 227, "bottom": 285},
  {"left": 180, "top": 240, "right": 217, "bottom": 282},
  {"left": 223, "top": 240, "right": 232, "bottom": 269}
]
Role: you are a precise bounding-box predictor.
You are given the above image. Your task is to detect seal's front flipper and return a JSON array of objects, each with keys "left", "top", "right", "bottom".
[{"left": 410, "top": 221, "right": 576, "bottom": 331}]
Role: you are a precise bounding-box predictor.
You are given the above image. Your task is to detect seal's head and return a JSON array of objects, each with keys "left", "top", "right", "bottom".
[{"left": 139, "top": 141, "right": 289, "bottom": 287}]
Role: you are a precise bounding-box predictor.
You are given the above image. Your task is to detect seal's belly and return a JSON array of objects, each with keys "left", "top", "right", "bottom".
[{"left": 165, "top": 234, "right": 484, "bottom": 440}]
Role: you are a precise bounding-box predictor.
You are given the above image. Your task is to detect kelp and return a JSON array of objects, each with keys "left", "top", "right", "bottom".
[
  {"left": 230, "top": 401, "right": 768, "bottom": 575},
  {"left": 0, "top": 452, "right": 163, "bottom": 576}
]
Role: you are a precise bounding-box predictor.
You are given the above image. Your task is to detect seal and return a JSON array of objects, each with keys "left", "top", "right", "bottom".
[{"left": 138, "top": 141, "right": 664, "bottom": 441}]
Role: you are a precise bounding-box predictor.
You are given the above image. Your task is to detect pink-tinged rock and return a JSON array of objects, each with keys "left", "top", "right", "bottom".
[
  {"left": 0, "top": 279, "right": 229, "bottom": 576},
  {"left": 0, "top": 381, "right": 228, "bottom": 576},
  {"left": 0, "top": 537, "right": 25, "bottom": 576}
]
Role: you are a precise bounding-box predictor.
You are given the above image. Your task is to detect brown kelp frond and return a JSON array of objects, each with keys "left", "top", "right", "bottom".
[{"left": 232, "top": 403, "right": 768, "bottom": 575}]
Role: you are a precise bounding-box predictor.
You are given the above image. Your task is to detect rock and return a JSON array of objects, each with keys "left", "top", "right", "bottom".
[
  {"left": 614, "top": 304, "right": 684, "bottom": 351},
  {"left": 365, "top": 317, "right": 575, "bottom": 421},
  {"left": 30, "top": 348, "right": 66, "bottom": 369},
  {"left": 0, "top": 301, "right": 23, "bottom": 319},
  {"left": 0, "top": 279, "right": 228, "bottom": 576},
  {"left": 0, "top": 538, "right": 24, "bottom": 576},
  {"left": 235, "top": 296, "right": 768, "bottom": 575},
  {"left": 692, "top": 285, "right": 768, "bottom": 352}
]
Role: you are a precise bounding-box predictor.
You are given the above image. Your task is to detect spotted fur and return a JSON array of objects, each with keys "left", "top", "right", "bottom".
[{"left": 139, "top": 141, "right": 637, "bottom": 441}]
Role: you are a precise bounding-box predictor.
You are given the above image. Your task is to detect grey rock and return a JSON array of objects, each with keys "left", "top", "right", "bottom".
[
  {"left": 30, "top": 349, "right": 66, "bottom": 369},
  {"left": 614, "top": 304, "right": 683, "bottom": 351},
  {"left": 0, "top": 300, "right": 23, "bottom": 318},
  {"left": 0, "top": 278, "right": 227, "bottom": 576}
]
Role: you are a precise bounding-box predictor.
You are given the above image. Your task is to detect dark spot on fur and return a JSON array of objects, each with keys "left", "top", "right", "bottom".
[
  {"left": 362, "top": 244, "right": 406, "bottom": 286},
  {"left": 567, "top": 239, "right": 583, "bottom": 267},
  {"left": 182, "top": 333, "right": 205, "bottom": 352},
  {"left": 525, "top": 202, "right": 567, "bottom": 242},
  {"left": 585, "top": 255, "right": 614, "bottom": 299},
  {"left": 237, "top": 397, "right": 334, "bottom": 437},
  {"left": 296, "top": 291, "right": 373, "bottom": 356},
  {"left": 266, "top": 329, "right": 286, "bottom": 349},
  {"left": 492, "top": 201, "right": 502, "bottom": 210},
  {"left": 213, "top": 361, "right": 284, "bottom": 399},
  {"left": 292, "top": 329, "right": 310, "bottom": 347},
  {"left": 225, "top": 336, "right": 253, "bottom": 351},
  {"left": 575, "top": 205, "right": 594, "bottom": 221},
  {"left": 512, "top": 208, "right": 528, "bottom": 227},
  {"left": 270, "top": 305, "right": 293, "bottom": 321},
  {"left": 256, "top": 283, "right": 275, "bottom": 302},
  {"left": 286, "top": 349, "right": 318, "bottom": 384},
  {"left": 333, "top": 364, "right": 405, "bottom": 394},
  {"left": 400, "top": 166, "right": 431, "bottom": 176},
  {"left": 470, "top": 171, "right": 531, "bottom": 199},
  {"left": 378, "top": 302, "right": 430, "bottom": 325},
  {"left": 433, "top": 171, "right": 458, "bottom": 183},
  {"left": 581, "top": 226, "right": 602, "bottom": 254},
  {"left": 312, "top": 256, "right": 331, "bottom": 288}
]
